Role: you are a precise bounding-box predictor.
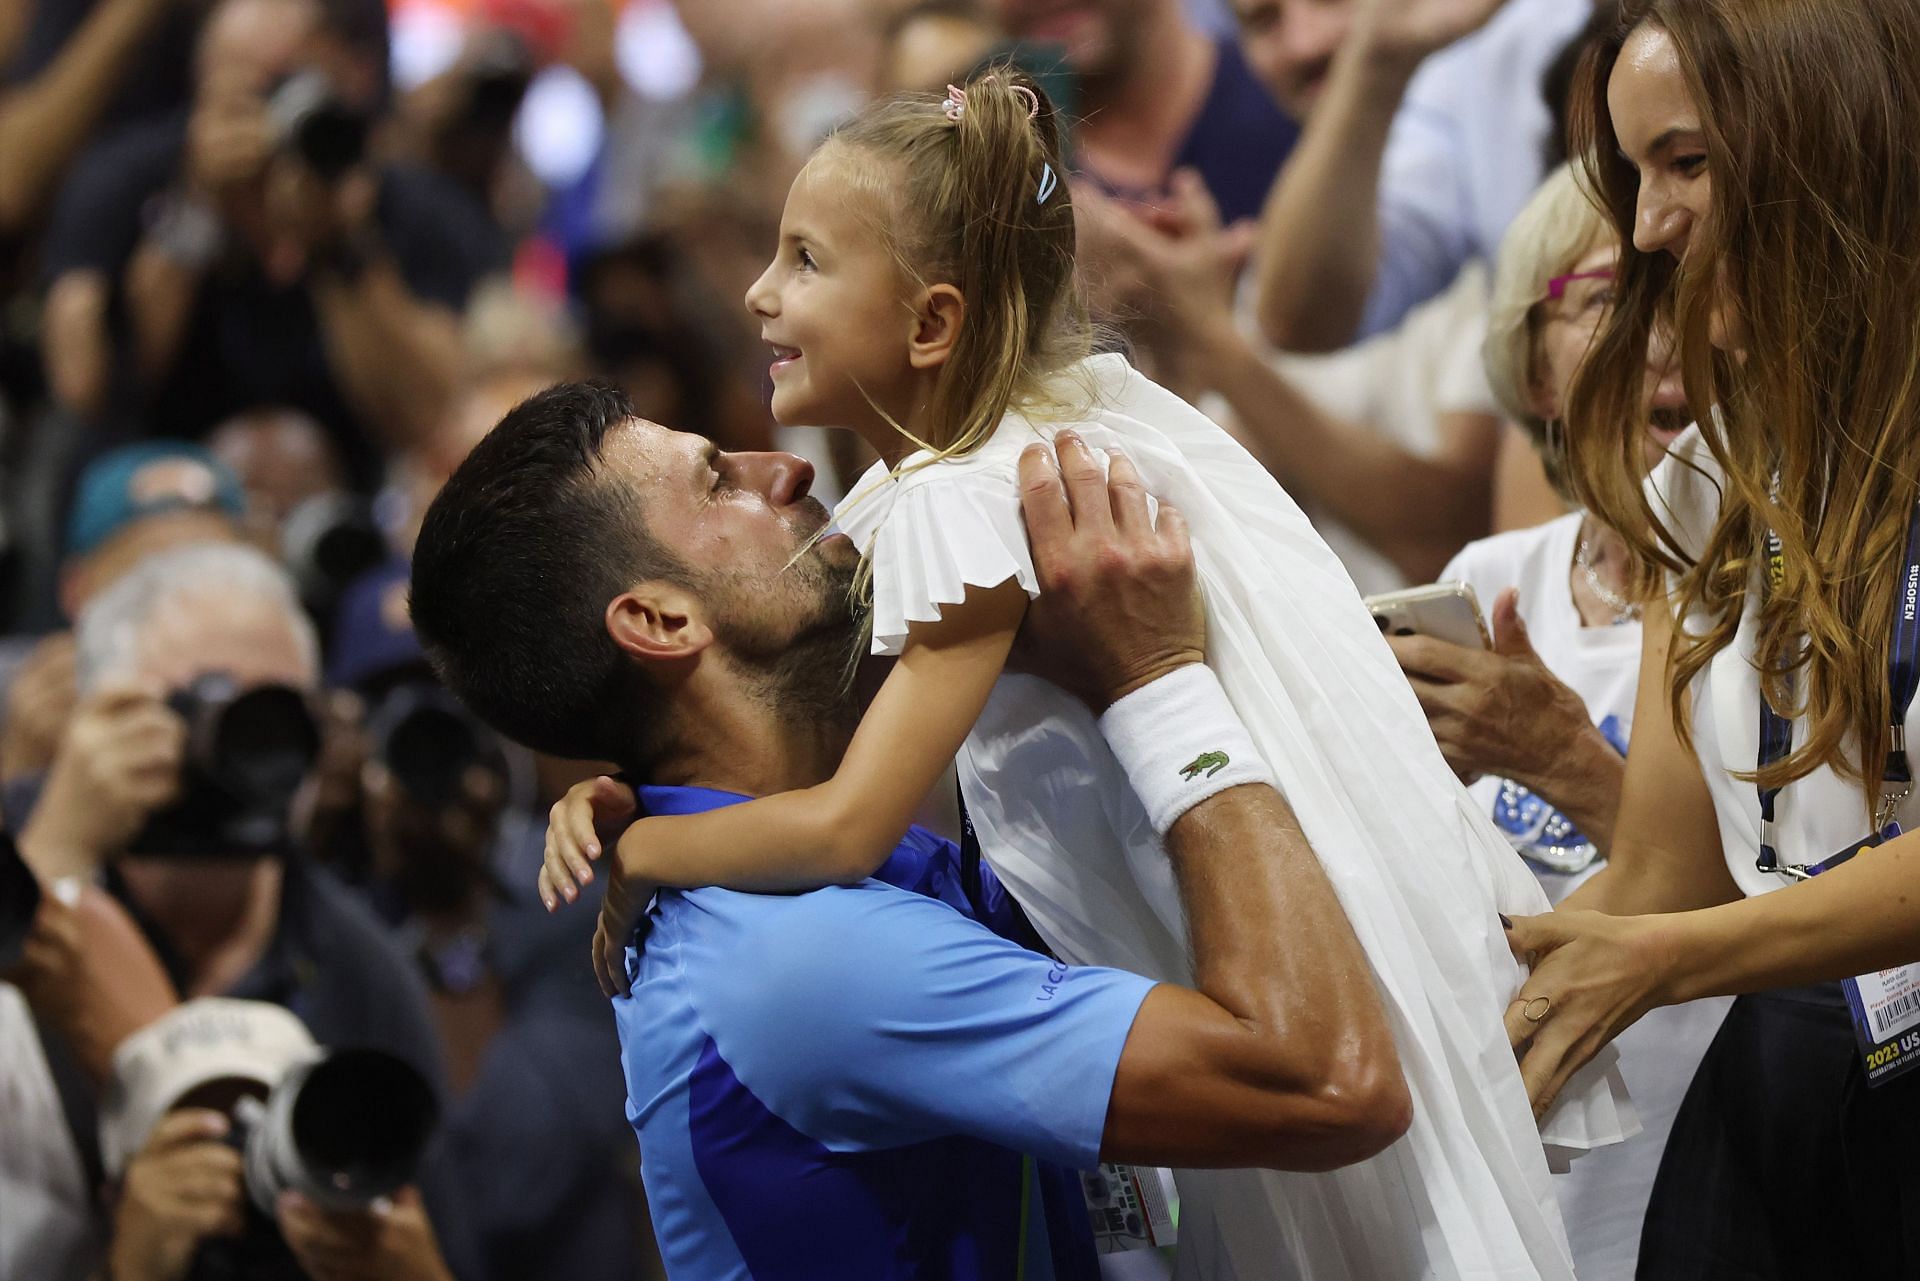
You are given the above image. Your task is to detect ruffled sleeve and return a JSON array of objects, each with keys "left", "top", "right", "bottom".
[{"left": 834, "top": 456, "right": 1039, "bottom": 657}]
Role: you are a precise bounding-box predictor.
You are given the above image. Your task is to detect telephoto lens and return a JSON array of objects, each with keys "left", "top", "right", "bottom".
[
  {"left": 369, "top": 682, "right": 501, "bottom": 810},
  {"left": 281, "top": 492, "right": 389, "bottom": 620},
  {"left": 266, "top": 70, "right": 371, "bottom": 182},
  {"left": 238, "top": 1047, "right": 440, "bottom": 1212}
]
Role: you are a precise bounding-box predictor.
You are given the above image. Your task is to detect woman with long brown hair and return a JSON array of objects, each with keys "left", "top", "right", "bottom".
[{"left": 1499, "top": 0, "right": 1920, "bottom": 1270}]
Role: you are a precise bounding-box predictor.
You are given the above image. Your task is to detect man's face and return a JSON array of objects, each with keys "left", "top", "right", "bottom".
[
  {"left": 1234, "top": 0, "right": 1353, "bottom": 118},
  {"left": 134, "top": 591, "right": 316, "bottom": 699},
  {"left": 196, "top": 0, "right": 320, "bottom": 101},
  {"left": 987, "top": 0, "right": 1148, "bottom": 82},
  {"left": 599, "top": 418, "right": 860, "bottom": 663}
]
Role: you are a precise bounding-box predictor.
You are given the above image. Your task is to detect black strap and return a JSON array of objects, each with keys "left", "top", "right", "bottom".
[
  {"left": 33, "top": 1018, "right": 106, "bottom": 1200},
  {"left": 1756, "top": 501, "right": 1920, "bottom": 874}
]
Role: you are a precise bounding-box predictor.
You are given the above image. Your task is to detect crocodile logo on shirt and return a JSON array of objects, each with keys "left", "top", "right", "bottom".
[{"left": 1180, "top": 751, "right": 1229, "bottom": 781}]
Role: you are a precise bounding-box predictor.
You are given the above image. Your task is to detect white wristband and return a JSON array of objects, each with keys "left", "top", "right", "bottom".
[{"left": 1098, "top": 664, "right": 1275, "bottom": 836}]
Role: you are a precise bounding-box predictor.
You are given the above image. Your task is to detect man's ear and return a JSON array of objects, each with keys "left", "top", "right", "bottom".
[
  {"left": 907, "top": 284, "right": 965, "bottom": 371},
  {"left": 606, "top": 585, "right": 714, "bottom": 669}
]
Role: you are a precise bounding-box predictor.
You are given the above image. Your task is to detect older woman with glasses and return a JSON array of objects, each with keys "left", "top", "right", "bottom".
[{"left": 1386, "top": 162, "right": 1727, "bottom": 1278}]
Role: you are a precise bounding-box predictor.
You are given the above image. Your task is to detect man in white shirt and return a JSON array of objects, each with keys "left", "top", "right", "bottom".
[{"left": 1247, "top": 0, "right": 1599, "bottom": 352}]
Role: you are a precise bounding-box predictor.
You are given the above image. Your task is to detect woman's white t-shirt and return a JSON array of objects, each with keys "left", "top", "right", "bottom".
[
  {"left": 1649, "top": 427, "right": 1920, "bottom": 896},
  {"left": 1444, "top": 512, "right": 1732, "bottom": 1280},
  {"left": 1444, "top": 513, "right": 1641, "bottom": 876}
]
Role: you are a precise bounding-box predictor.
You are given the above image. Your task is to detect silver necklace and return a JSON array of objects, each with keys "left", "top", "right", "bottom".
[{"left": 1576, "top": 523, "right": 1640, "bottom": 623}]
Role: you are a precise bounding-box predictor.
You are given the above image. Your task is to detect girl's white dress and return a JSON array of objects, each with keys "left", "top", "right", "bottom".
[{"left": 835, "top": 354, "right": 1633, "bottom": 1281}]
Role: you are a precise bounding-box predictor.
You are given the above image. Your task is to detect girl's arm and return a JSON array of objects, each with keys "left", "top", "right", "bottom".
[{"left": 612, "top": 578, "right": 1029, "bottom": 892}]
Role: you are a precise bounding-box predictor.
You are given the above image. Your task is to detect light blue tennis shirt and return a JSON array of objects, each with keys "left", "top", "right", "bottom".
[{"left": 613, "top": 784, "right": 1158, "bottom": 1279}]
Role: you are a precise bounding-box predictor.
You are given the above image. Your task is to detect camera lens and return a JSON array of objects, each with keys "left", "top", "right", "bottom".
[
  {"left": 213, "top": 686, "right": 322, "bottom": 805},
  {"left": 242, "top": 1048, "right": 439, "bottom": 1214},
  {"left": 286, "top": 1050, "right": 438, "bottom": 1202},
  {"left": 385, "top": 704, "right": 481, "bottom": 808}
]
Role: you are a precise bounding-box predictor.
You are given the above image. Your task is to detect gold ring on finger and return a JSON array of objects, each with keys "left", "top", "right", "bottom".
[{"left": 1521, "top": 995, "right": 1552, "bottom": 1023}]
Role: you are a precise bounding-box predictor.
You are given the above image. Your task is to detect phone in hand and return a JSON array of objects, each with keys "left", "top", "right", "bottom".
[{"left": 1364, "top": 582, "right": 1490, "bottom": 650}]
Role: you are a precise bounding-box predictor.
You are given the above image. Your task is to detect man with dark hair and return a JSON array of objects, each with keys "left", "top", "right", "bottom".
[
  {"left": 412, "top": 381, "right": 849, "bottom": 771},
  {"left": 410, "top": 384, "right": 1412, "bottom": 1278}
]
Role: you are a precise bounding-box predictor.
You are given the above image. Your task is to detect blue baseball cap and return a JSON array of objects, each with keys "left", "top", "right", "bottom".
[
  {"left": 66, "top": 442, "right": 247, "bottom": 558},
  {"left": 327, "top": 556, "right": 428, "bottom": 690}
]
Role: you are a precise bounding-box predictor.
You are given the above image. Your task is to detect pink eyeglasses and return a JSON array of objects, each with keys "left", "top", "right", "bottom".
[{"left": 1545, "top": 267, "right": 1614, "bottom": 301}]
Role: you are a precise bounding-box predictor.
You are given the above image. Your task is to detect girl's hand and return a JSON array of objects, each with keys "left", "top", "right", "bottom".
[
  {"left": 1502, "top": 909, "right": 1681, "bottom": 1117},
  {"left": 539, "top": 775, "right": 637, "bottom": 911},
  {"left": 592, "top": 870, "right": 657, "bottom": 998},
  {"left": 593, "top": 816, "right": 665, "bottom": 997}
]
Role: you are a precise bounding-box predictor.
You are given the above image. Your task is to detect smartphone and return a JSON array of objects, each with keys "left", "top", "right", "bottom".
[{"left": 1364, "top": 582, "right": 1490, "bottom": 650}]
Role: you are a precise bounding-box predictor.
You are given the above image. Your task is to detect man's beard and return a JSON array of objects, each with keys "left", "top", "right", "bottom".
[{"left": 705, "top": 532, "right": 862, "bottom": 735}]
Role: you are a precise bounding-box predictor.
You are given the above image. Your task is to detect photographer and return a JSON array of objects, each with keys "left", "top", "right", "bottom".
[
  {"left": 37, "top": 0, "right": 503, "bottom": 482},
  {"left": 98, "top": 999, "right": 454, "bottom": 1281},
  {"left": 13, "top": 541, "right": 479, "bottom": 1279},
  {"left": 0, "top": 441, "right": 246, "bottom": 792}
]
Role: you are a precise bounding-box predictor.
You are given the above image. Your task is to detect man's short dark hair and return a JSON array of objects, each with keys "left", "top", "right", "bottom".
[{"left": 409, "top": 382, "right": 688, "bottom": 766}]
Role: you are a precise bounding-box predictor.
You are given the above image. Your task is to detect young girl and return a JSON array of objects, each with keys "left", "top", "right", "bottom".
[{"left": 549, "top": 70, "right": 1627, "bottom": 1279}]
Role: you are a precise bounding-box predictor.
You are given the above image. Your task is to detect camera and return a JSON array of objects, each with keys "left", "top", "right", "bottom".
[
  {"left": 282, "top": 491, "right": 390, "bottom": 622},
  {"left": 128, "top": 674, "right": 322, "bottom": 859},
  {"left": 267, "top": 70, "right": 371, "bottom": 183},
  {"left": 462, "top": 29, "right": 535, "bottom": 133},
  {"left": 368, "top": 681, "right": 502, "bottom": 810},
  {"left": 103, "top": 1000, "right": 439, "bottom": 1280}
]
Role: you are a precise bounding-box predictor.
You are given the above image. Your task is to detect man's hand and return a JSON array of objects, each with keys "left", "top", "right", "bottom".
[
  {"left": 19, "top": 680, "right": 184, "bottom": 879},
  {"left": 108, "top": 1110, "right": 247, "bottom": 1281},
  {"left": 1356, "top": 0, "right": 1516, "bottom": 65},
  {"left": 1123, "top": 170, "right": 1256, "bottom": 341},
  {"left": 1013, "top": 432, "right": 1203, "bottom": 710},
  {"left": 279, "top": 1186, "right": 455, "bottom": 1281},
  {"left": 259, "top": 160, "right": 380, "bottom": 288},
  {"left": 13, "top": 882, "right": 178, "bottom": 1081},
  {"left": 0, "top": 631, "right": 78, "bottom": 783}
]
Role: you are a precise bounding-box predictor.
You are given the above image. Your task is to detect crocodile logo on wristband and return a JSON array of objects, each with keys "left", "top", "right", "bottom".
[{"left": 1180, "top": 751, "right": 1230, "bottom": 781}]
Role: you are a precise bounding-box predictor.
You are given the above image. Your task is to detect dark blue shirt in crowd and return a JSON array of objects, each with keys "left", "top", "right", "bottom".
[{"left": 1085, "top": 36, "right": 1299, "bottom": 225}]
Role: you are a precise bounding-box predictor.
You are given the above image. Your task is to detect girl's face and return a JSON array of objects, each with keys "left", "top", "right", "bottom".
[
  {"left": 745, "top": 153, "right": 920, "bottom": 435},
  {"left": 1607, "top": 23, "right": 1741, "bottom": 351}
]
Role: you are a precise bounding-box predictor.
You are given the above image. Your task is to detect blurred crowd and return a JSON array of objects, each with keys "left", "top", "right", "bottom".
[{"left": 0, "top": 0, "right": 1751, "bottom": 1278}]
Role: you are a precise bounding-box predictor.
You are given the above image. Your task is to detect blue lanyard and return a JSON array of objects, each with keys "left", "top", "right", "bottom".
[{"left": 1755, "top": 501, "right": 1920, "bottom": 877}]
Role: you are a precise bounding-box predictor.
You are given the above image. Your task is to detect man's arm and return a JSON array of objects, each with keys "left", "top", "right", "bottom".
[
  {"left": 1081, "top": 174, "right": 1495, "bottom": 580},
  {"left": 1104, "top": 783, "right": 1411, "bottom": 1169},
  {"left": 1019, "top": 437, "right": 1411, "bottom": 1170},
  {"left": 1198, "top": 323, "right": 1497, "bottom": 581},
  {"left": 1250, "top": 0, "right": 1511, "bottom": 353},
  {"left": 0, "top": 0, "right": 178, "bottom": 236}
]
